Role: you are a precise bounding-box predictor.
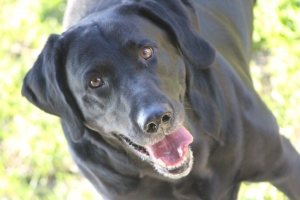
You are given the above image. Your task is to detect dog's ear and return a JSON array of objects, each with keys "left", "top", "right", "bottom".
[
  {"left": 122, "top": 0, "right": 215, "bottom": 69},
  {"left": 187, "top": 68, "right": 222, "bottom": 142},
  {"left": 22, "top": 34, "right": 85, "bottom": 142}
]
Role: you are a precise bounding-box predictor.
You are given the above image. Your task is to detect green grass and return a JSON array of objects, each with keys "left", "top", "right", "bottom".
[{"left": 0, "top": 0, "right": 299, "bottom": 199}]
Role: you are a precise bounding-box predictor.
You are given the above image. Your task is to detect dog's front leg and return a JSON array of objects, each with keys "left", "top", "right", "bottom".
[{"left": 271, "top": 136, "right": 300, "bottom": 200}]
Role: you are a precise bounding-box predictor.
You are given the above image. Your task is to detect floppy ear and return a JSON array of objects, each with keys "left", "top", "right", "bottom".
[
  {"left": 22, "top": 34, "right": 85, "bottom": 142},
  {"left": 121, "top": 0, "right": 215, "bottom": 68},
  {"left": 187, "top": 68, "right": 222, "bottom": 142}
]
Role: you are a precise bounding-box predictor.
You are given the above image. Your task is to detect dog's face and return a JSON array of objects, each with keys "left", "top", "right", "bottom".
[
  {"left": 22, "top": 2, "right": 215, "bottom": 179},
  {"left": 65, "top": 12, "right": 194, "bottom": 178}
]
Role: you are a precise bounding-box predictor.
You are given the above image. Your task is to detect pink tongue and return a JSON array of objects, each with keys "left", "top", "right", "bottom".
[{"left": 145, "top": 126, "right": 193, "bottom": 166}]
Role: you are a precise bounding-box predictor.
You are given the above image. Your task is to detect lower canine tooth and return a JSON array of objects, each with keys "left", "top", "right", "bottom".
[
  {"left": 157, "top": 158, "right": 167, "bottom": 168},
  {"left": 177, "top": 147, "right": 183, "bottom": 158}
]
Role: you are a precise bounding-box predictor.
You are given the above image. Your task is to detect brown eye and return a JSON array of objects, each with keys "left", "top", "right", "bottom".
[
  {"left": 140, "top": 47, "right": 153, "bottom": 60},
  {"left": 89, "top": 76, "right": 104, "bottom": 88}
]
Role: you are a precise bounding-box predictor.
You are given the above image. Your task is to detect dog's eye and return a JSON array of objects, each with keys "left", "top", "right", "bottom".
[
  {"left": 140, "top": 47, "right": 153, "bottom": 60},
  {"left": 89, "top": 76, "right": 104, "bottom": 88}
]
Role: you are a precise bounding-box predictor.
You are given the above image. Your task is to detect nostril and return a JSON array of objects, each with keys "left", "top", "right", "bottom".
[
  {"left": 162, "top": 114, "right": 171, "bottom": 124},
  {"left": 139, "top": 104, "right": 172, "bottom": 134},
  {"left": 146, "top": 123, "right": 158, "bottom": 133}
]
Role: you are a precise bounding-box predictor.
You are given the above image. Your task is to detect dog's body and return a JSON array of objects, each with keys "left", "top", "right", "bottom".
[{"left": 22, "top": 0, "right": 300, "bottom": 199}]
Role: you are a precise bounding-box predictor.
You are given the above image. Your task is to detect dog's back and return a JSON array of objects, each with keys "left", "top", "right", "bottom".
[
  {"left": 63, "top": 0, "right": 255, "bottom": 75},
  {"left": 194, "top": 0, "right": 255, "bottom": 74}
]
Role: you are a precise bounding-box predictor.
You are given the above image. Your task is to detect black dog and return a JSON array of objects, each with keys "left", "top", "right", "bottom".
[{"left": 22, "top": 0, "right": 300, "bottom": 199}]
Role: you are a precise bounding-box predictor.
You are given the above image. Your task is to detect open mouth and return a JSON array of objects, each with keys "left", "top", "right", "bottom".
[
  {"left": 116, "top": 134, "right": 150, "bottom": 156},
  {"left": 114, "top": 126, "right": 194, "bottom": 178}
]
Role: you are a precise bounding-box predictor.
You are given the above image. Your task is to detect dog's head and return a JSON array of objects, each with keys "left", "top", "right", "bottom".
[{"left": 22, "top": 0, "right": 216, "bottom": 179}]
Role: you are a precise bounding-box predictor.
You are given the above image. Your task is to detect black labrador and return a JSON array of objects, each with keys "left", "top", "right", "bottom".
[{"left": 22, "top": 0, "right": 300, "bottom": 199}]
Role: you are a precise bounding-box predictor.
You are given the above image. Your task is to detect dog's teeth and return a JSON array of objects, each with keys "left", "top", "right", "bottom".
[
  {"left": 164, "top": 155, "right": 189, "bottom": 170},
  {"left": 157, "top": 158, "right": 167, "bottom": 168},
  {"left": 167, "top": 164, "right": 177, "bottom": 170},
  {"left": 177, "top": 147, "right": 183, "bottom": 158},
  {"left": 117, "top": 134, "right": 150, "bottom": 156},
  {"left": 156, "top": 149, "right": 190, "bottom": 170},
  {"left": 167, "top": 165, "right": 175, "bottom": 170}
]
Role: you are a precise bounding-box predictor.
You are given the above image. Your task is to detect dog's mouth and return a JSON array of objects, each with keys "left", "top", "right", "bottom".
[{"left": 115, "top": 126, "right": 194, "bottom": 179}]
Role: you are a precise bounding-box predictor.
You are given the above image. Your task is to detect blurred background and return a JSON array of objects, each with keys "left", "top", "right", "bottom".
[{"left": 0, "top": 0, "right": 299, "bottom": 199}]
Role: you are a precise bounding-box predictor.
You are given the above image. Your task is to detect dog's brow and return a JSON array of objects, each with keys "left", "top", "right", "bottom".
[
  {"left": 124, "top": 39, "right": 155, "bottom": 51},
  {"left": 129, "top": 26, "right": 138, "bottom": 39},
  {"left": 122, "top": 27, "right": 140, "bottom": 47}
]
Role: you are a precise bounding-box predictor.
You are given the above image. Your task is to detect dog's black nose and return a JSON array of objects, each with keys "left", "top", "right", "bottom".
[{"left": 138, "top": 105, "right": 172, "bottom": 134}]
